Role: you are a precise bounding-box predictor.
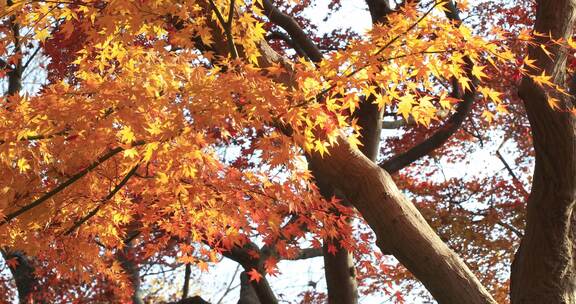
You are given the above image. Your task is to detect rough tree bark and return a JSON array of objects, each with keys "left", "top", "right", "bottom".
[
  {"left": 223, "top": 244, "right": 278, "bottom": 304},
  {"left": 512, "top": 0, "right": 576, "bottom": 303},
  {"left": 238, "top": 271, "right": 261, "bottom": 304}
]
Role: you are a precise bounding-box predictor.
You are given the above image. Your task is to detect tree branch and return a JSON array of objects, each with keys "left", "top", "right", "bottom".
[
  {"left": 379, "top": 1, "right": 477, "bottom": 174},
  {"left": 266, "top": 31, "right": 307, "bottom": 58},
  {"left": 286, "top": 247, "right": 323, "bottom": 260},
  {"left": 260, "top": 0, "right": 323, "bottom": 62},
  {"left": 63, "top": 163, "right": 140, "bottom": 236},
  {"left": 207, "top": 0, "right": 239, "bottom": 59},
  {"left": 7, "top": 9, "right": 22, "bottom": 96},
  {"left": 222, "top": 243, "right": 278, "bottom": 304},
  {"left": 182, "top": 263, "right": 191, "bottom": 299},
  {"left": 0, "top": 141, "right": 145, "bottom": 226}
]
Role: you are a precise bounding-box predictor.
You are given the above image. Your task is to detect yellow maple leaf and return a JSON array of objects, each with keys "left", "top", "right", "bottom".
[
  {"left": 145, "top": 121, "right": 163, "bottom": 135},
  {"left": 472, "top": 65, "right": 488, "bottom": 80},
  {"left": 532, "top": 71, "right": 552, "bottom": 87},
  {"left": 157, "top": 172, "right": 169, "bottom": 184},
  {"left": 546, "top": 95, "right": 560, "bottom": 110},
  {"left": 481, "top": 110, "right": 495, "bottom": 123},
  {"left": 374, "top": 93, "right": 390, "bottom": 109},
  {"left": 143, "top": 142, "right": 159, "bottom": 162},
  {"left": 117, "top": 126, "right": 136, "bottom": 144},
  {"left": 17, "top": 158, "right": 30, "bottom": 173},
  {"left": 458, "top": 77, "right": 472, "bottom": 92},
  {"left": 314, "top": 140, "right": 330, "bottom": 157},
  {"left": 123, "top": 148, "right": 139, "bottom": 159},
  {"left": 397, "top": 94, "right": 414, "bottom": 120},
  {"left": 438, "top": 93, "right": 454, "bottom": 110},
  {"left": 35, "top": 28, "right": 50, "bottom": 42}
]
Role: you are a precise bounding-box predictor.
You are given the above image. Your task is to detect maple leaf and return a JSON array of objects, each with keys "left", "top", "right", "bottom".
[
  {"left": 118, "top": 126, "right": 136, "bottom": 144},
  {"left": 458, "top": 76, "right": 472, "bottom": 92},
  {"left": 481, "top": 110, "right": 495, "bottom": 123},
  {"left": 546, "top": 95, "right": 561, "bottom": 110},
  {"left": 327, "top": 244, "right": 338, "bottom": 255},
  {"left": 314, "top": 140, "right": 330, "bottom": 157},
  {"left": 532, "top": 71, "right": 552, "bottom": 87},
  {"left": 123, "top": 148, "right": 139, "bottom": 159},
  {"left": 35, "top": 28, "right": 51, "bottom": 42},
  {"left": 374, "top": 93, "right": 390, "bottom": 109},
  {"left": 471, "top": 65, "right": 488, "bottom": 80},
  {"left": 17, "top": 158, "right": 31, "bottom": 173},
  {"left": 264, "top": 257, "right": 279, "bottom": 277},
  {"left": 397, "top": 94, "right": 414, "bottom": 120},
  {"left": 197, "top": 261, "right": 209, "bottom": 272},
  {"left": 247, "top": 268, "right": 263, "bottom": 283}
]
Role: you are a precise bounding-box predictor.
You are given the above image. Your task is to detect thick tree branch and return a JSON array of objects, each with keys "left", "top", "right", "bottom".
[
  {"left": 309, "top": 134, "right": 497, "bottom": 303},
  {"left": 1, "top": 250, "right": 44, "bottom": 304},
  {"left": 171, "top": 295, "right": 211, "bottom": 304},
  {"left": 365, "top": 0, "right": 394, "bottom": 23},
  {"left": 117, "top": 241, "right": 144, "bottom": 304},
  {"left": 182, "top": 263, "right": 192, "bottom": 299},
  {"left": 266, "top": 31, "right": 307, "bottom": 58},
  {"left": 260, "top": 0, "right": 323, "bottom": 62},
  {"left": 288, "top": 247, "right": 323, "bottom": 260},
  {"left": 222, "top": 243, "right": 278, "bottom": 304},
  {"left": 207, "top": 0, "right": 239, "bottom": 58},
  {"left": 7, "top": 10, "right": 22, "bottom": 96}
]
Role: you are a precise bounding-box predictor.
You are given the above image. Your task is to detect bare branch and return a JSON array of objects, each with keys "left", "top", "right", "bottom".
[
  {"left": 285, "top": 247, "right": 323, "bottom": 260},
  {"left": 266, "top": 31, "right": 307, "bottom": 58}
]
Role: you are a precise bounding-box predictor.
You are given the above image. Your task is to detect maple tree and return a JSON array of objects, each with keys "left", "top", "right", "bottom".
[{"left": 0, "top": 0, "right": 575, "bottom": 303}]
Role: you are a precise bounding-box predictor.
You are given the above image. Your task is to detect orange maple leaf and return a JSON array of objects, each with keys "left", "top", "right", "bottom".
[{"left": 247, "top": 268, "right": 263, "bottom": 283}]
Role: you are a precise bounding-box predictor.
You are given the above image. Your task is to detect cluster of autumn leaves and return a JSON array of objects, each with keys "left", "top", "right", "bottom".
[{"left": 0, "top": 0, "right": 573, "bottom": 301}]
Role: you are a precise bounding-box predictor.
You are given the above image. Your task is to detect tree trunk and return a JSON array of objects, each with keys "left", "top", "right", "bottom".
[
  {"left": 238, "top": 271, "right": 261, "bottom": 304},
  {"left": 512, "top": 1, "right": 576, "bottom": 303},
  {"left": 310, "top": 135, "right": 496, "bottom": 304},
  {"left": 1, "top": 250, "right": 43, "bottom": 304},
  {"left": 117, "top": 244, "right": 144, "bottom": 304}
]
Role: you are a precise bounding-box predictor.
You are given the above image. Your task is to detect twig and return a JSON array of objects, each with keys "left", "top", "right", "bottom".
[
  {"left": 63, "top": 163, "right": 140, "bottom": 236},
  {"left": 216, "top": 264, "right": 241, "bottom": 304},
  {"left": 22, "top": 45, "right": 42, "bottom": 71},
  {"left": 495, "top": 139, "right": 529, "bottom": 197},
  {"left": 207, "top": 0, "right": 238, "bottom": 59}
]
